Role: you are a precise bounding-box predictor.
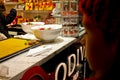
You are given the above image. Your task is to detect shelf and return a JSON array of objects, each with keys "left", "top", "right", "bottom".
[
  {"left": 22, "top": 10, "right": 51, "bottom": 14},
  {"left": 5, "top": 2, "right": 18, "bottom": 5},
  {"left": 52, "top": 15, "right": 79, "bottom": 18},
  {"left": 53, "top": 0, "right": 77, "bottom": 3}
]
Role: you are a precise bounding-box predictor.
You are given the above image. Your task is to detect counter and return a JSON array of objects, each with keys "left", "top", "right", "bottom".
[{"left": 0, "top": 30, "right": 85, "bottom": 80}]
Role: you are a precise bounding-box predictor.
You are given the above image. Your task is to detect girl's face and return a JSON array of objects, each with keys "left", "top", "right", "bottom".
[{"left": 2, "top": 10, "right": 6, "bottom": 15}]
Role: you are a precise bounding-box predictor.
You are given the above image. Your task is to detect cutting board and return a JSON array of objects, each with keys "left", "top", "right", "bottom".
[{"left": 0, "top": 38, "right": 41, "bottom": 63}]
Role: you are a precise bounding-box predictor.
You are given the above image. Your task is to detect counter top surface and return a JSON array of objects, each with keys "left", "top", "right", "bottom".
[
  {"left": 0, "top": 36, "right": 77, "bottom": 80},
  {"left": 0, "top": 29, "right": 85, "bottom": 80}
]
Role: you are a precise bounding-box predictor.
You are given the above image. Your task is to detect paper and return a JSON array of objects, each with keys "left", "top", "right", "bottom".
[
  {"left": 14, "top": 33, "right": 37, "bottom": 40},
  {"left": 26, "top": 45, "right": 52, "bottom": 57},
  {"left": 0, "top": 65, "right": 9, "bottom": 77}
]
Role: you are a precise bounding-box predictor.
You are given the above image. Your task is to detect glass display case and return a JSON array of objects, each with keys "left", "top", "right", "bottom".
[{"left": 51, "top": 0, "right": 80, "bottom": 37}]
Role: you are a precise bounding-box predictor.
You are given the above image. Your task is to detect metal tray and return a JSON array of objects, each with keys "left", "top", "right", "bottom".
[{"left": 0, "top": 38, "right": 42, "bottom": 63}]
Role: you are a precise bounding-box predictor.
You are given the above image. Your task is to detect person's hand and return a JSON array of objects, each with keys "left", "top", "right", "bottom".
[{"left": 0, "top": 33, "right": 7, "bottom": 40}]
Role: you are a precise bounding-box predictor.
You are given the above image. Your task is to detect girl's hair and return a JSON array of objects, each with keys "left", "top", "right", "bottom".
[
  {"left": 79, "top": 0, "right": 120, "bottom": 79},
  {"left": 79, "top": 0, "right": 120, "bottom": 43},
  {"left": 0, "top": 1, "right": 6, "bottom": 12}
]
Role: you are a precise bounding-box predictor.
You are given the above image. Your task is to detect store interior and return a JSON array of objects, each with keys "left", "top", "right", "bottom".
[
  {"left": 4, "top": 0, "right": 84, "bottom": 37},
  {"left": 0, "top": 0, "right": 87, "bottom": 80}
]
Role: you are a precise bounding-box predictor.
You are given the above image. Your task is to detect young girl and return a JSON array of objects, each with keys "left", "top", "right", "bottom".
[{"left": 79, "top": 0, "right": 120, "bottom": 80}]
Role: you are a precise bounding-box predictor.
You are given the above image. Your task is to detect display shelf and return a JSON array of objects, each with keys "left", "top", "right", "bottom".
[
  {"left": 5, "top": 1, "right": 52, "bottom": 22},
  {"left": 22, "top": 10, "right": 51, "bottom": 14},
  {"left": 52, "top": 0, "right": 79, "bottom": 23},
  {"left": 51, "top": 0, "right": 80, "bottom": 37},
  {"left": 52, "top": 15, "right": 79, "bottom": 18},
  {"left": 53, "top": 0, "right": 77, "bottom": 3},
  {"left": 5, "top": 0, "right": 80, "bottom": 37},
  {"left": 4, "top": 2, "right": 18, "bottom": 5}
]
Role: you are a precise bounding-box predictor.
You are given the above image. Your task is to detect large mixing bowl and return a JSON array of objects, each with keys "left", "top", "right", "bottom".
[
  {"left": 21, "top": 22, "right": 45, "bottom": 34},
  {"left": 31, "top": 24, "right": 62, "bottom": 42}
]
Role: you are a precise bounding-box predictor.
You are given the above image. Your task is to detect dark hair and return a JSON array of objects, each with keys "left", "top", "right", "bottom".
[{"left": 0, "top": 3, "right": 6, "bottom": 12}]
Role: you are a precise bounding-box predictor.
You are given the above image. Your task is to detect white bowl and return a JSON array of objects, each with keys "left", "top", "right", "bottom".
[
  {"left": 31, "top": 24, "right": 62, "bottom": 42},
  {"left": 21, "top": 22, "right": 45, "bottom": 34}
]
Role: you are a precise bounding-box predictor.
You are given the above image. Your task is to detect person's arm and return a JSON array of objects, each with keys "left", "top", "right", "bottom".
[{"left": 4, "top": 8, "right": 17, "bottom": 25}]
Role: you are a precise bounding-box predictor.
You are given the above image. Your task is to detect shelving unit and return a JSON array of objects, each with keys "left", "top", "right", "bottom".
[
  {"left": 51, "top": 0, "right": 80, "bottom": 37},
  {"left": 4, "top": 1, "right": 55, "bottom": 36},
  {"left": 5, "top": 0, "right": 81, "bottom": 37},
  {"left": 5, "top": 1, "right": 53, "bottom": 22}
]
